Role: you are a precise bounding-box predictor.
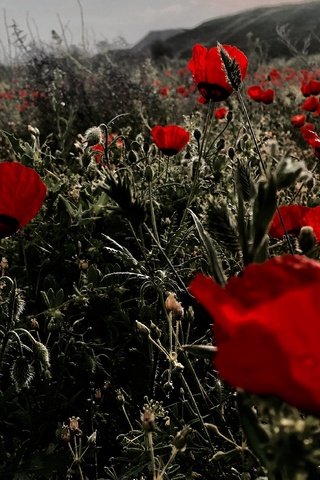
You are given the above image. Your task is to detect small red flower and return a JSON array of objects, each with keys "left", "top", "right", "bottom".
[
  {"left": 189, "top": 255, "right": 320, "bottom": 414},
  {"left": 247, "top": 85, "right": 263, "bottom": 101},
  {"left": 214, "top": 106, "right": 228, "bottom": 120},
  {"left": 300, "top": 123, "right": 316, "bottom": 142},
  {"left": 247, "top": 85, "right": 274, "bottom": 104},
  {"left": 151, "top": 125, "right": 190, "bottom": 156},
  {"left": 91, "top": 143, "right": 104, "bottom": 164},
  {"left": 260, "top": 88, "right": 275, "bottom": 104},
  {"left": 188, "top": 44, "right": 248, "bottom": 102},
  {"left": 269, "top": 205, "right": 320, "bottom": 239},
  {"left": 159, "top": 86, "right": 169, "bottom": 96},
  {"left": 176, "top": 86, "right": 189, "bottom": 97},
  {"left": 309, "top": 80, "right": 320, "bottom": 95},
  {"left": 301, "top": 82, "right": 311, "bottom": 97},
  {"left": 301, "top": 96, "right": 319, "bottom": 112},
  {"left": 0, "top": 162, "right": 46, "bottom": 238},
  {"left": 291, "top": 114, "right": 306, "bottom": 127}
]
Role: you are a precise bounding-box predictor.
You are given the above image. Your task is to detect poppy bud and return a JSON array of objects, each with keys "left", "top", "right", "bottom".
[
  {"left": 216, "top": 138, "right": 225, "bottom": 151},
  {"left": 84, "top": 126, "right": 102, "bottom": 146},
  {"left": 228, "top": 147, "right": 235, "bottom": 160},
  {"left": 165, "top": 292, "right": 184, "bottom": 317},
  {"left": 145, "top": 165, "right": 153, "bottom": 182},
  {"left": 298, "top": 226, "right": 316, "bottom": 253},
  {"left": 227, "top": 111, "right": 233, "bottom": 122},
  {"left": 127, "top": 150, "right": 137, "bottom": 163},
  {"left": 141, "top": 409, "right": 156, "bottom": 432},
  {"left": 173, "top": 426, "right": 193, "bottom": 452},
  {"left": 60, "top": 425, "right": 71, "bottom": 443}
]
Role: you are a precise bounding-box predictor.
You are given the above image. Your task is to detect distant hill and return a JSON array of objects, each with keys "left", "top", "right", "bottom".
[
  {"left": 132, "top": 29, "right": 186, "bottom": 54},
  {"left": 131, "top": 1, "right": 320, "bottom": 60}
]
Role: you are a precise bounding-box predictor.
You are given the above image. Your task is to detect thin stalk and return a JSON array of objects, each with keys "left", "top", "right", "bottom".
[
  {"left": 158, "top": 447, "right": 178, "bottom": 480},
  {"left": 147, "top": 431, "right": 157, "bottom": 480},
  {"left": 236, "top": 90, "right": 294, "bottom": 255},
  {"left": 180, "top": 101, "right": 213, "bottom": 226},
  {"left": 147, "top": 179, "right": 160, "bottom": 243},
  {"left": 144, "top": 224, "right": 189, "bottom": 295},
  {"left": 179, "top": 373, "right": 215, "bottom": 453}
]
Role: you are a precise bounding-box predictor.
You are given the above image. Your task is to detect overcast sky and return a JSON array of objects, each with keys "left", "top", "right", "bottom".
[{"left": 0, "top": 0, "right": 310, "bottom": 51}]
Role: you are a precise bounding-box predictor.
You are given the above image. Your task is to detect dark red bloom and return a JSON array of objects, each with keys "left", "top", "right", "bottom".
[
  {"left": 291, "top": 113, "right": 306, "bottom": 127},
  {"left": 247, "top": 85, "right": 274, "bottom": 104},
  {"left": 0, "top": 162, "right": 46, "bottom": 238},
  {"left": 301, "top": 96, "right": 319, "bottom": 112},
  {"left": 300, "top": 123, "right": 316, "bottom": 142},
  {"left": 189, "top": 255, "right": 320, "bottom": 414},
  {"left": 176, "top": 86, "right": 189, "bottom": 97},
  {"left": 188, "top": 44, "right": 248, "bottom": 102},
  {"left": 269, "top": 205, "right": 320, "bottom": 240},
  {"left": 301, "top": 82, "right": 311, "bottom": 97},
  {"left": 308, "top": 136, "right": 320, "bottom": 158},
  {"left": 309, "top": 80, "right": 320, "bottom": 95},
  {"left": 214, "top": 106, "right": 228, "bottom": 120},
  {"left": 260, "top": 88, "right": 275, "bottom": 104},
  {"left": 291, "top": 114, "right": 306, "bottom": 127},
  {"left": 151, "top": 125, "right": 190, "bottom": 156},
  {"left": 159, "top": 86, "right": 169, "bottom": 97},
  {"left": 247, "top": 85, "right": 263, "bottom": 101}
]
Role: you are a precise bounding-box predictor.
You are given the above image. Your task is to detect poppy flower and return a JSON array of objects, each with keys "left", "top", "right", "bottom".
[
  {"left": 291, "top": 114, "right": 306, "bottom": 127},
  {"left": 159, "top": 86, "right": 169, "bottom": 97},
  {"left": 188, "top": 44, "right": 248, "bottom": 102},
  {"left": 247, "top": 85, "right": 274, "bottom": 104},
  {"left": 301, "top": 82, "right": 311, "bottom": 97},
  {"left": 0, "top": 162, "right": 46, "bottom": 238},
  {"left": 260, "top": 88, "right": 275, "bottom": 104},
  {"left": 214, "top": 106, "right": 228, "bottom": 120},
  {"left": 189, "top": 255, "right": 320, "bottom": 414},
  {"left": 247, "top": 85, "right": 263, "bottom": 102},
  {"left": 269, "top": 205, "right": 320, "bottom": 240},
  {"left": 301, "top": 96, "right": 319, "bottom": 112},
  {"left": 308, "top": 136, "right": 320, "bottom": 159},
  {"left": 309, "top": 80, "right": 320, "bottom": 96},
  {"left": 151, "top": 125, "right": 190, "bottom": 156},
  {"left": 300, "top": 123, "right": 316, "bottom": 142}
]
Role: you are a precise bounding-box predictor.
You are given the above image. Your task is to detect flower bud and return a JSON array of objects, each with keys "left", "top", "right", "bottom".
[
  {"left": 193, "top": 129, "right": 201, "bottom": 142},
  {"left": 165, "top": 293, "right": 184, "bottom": 318},
  {"left": 299, "top": 226, "right": 316, "bottom": 253},
  {"left": 173, "top": 426, "right": 192, "bottom": 452},
  {"left": 145, "top": 165, "right": 153, "bottom": 182},
  {"left": 84, "top": 126, "right": 102, "bottom": 146},
  {"left": 141, "top": 409, "right": 156, "bottom": 432}
]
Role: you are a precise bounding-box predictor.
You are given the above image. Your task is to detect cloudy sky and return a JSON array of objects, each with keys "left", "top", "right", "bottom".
[{"left": 0, "top": 0, "right": 309, "bottom": 51}]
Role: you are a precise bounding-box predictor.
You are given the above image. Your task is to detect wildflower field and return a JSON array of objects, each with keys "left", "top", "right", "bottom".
[{"left": 1, "top": 28, "right": 320, "bottom": 480}]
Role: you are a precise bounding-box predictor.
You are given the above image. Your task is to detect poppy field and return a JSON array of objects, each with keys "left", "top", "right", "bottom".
[{"left": 1, "top": 35, "right": 320, "bottom": 480}]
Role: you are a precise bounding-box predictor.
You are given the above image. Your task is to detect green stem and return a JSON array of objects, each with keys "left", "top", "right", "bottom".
[{"left": 236, "top": 90, "right": 294, "bottom": 255}]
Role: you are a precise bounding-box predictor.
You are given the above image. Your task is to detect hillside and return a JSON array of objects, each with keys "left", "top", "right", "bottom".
[{"left": 132, "top": 1, "right": 320, "bottom": 59}]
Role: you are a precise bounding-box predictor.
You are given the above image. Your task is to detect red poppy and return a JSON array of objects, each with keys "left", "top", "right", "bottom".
[
  {"left": 0, "top": 162, "right": 46, "bottom": 238},
  {"left": 291, "top": 114, "right": 306, "bottom": 127},
  {"left": 308, "top": 136, "right": 320, "bottom": 159},
  {"left": 301, "top": 82, "right": 311, "bottom": 97},
  {"left": 260, "top": 88, "right": 275, "bottom": 104},
  {"left": 309, "top": 80, "right": 320, "bottom": 95},
  {"left": 247, "top": 85, "right": 263, "bottom": 101},
  {"left": 151, "top": 125, "right": 190, "bottom": 156},
  {"left": 269, "top": 205, "right": 320, "bottom": 240},
  {"left": 91, "top": 143, "right": 104, "bottom": 164},
  {"left": 301, "top": 96, "right": 319, "bottom": 112},
  {"left": 189, "top": 255, "right": 320, "bottom": 414},
  {"left": 176, "top": 86, "right": 189, "bottom": 97},
  {"left": 188, "top": 44, "right": 248, "bottom": 102},
  {"left": 214, "top": 106, "right": 228, "bottom": 120},
  {"left": 159, "top": 86, "right": 169, "bottom": 97},
  {"left": 300, "top": 123, "right": 316, "bottom": 142},
  {"left": 247, "top": 85, "right": 274, "bottom": 104}
]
